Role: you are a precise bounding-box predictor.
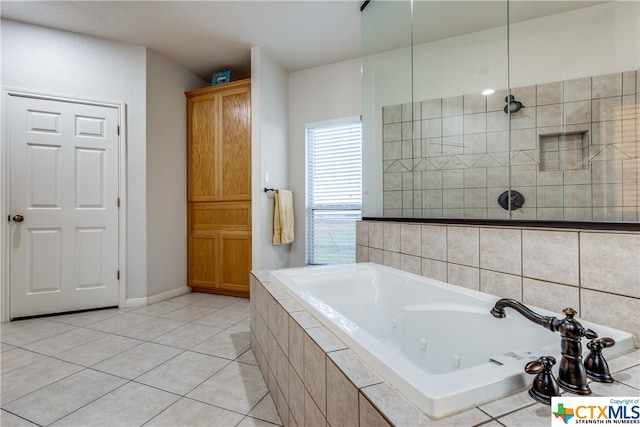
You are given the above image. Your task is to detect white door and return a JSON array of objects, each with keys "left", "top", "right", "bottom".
[{"left": 8, "top": 94, "right": 120, "bottom": 318}]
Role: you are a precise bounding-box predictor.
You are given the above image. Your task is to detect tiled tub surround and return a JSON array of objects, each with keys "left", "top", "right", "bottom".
[
  {"left": 382, "top": 69, "right": 640, "bottom": 221},
  {"left": 250, "top": 271, "right": 640, "bottom": 427},
  {"left": 272, "top": 263, "right": 636, "bottom": 418},
  {"left": 356, "top": 220, "right": 640, "bottom": 342}
]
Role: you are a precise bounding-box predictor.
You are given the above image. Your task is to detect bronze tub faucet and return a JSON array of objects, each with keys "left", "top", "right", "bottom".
[{"left": 490, "top": 299, "right": 598, "bottom": 395}]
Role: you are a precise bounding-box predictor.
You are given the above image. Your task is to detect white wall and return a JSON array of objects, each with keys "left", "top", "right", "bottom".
[
  {"left": 1, "top": 19, "right": 148, "bottom": 300},
  {"left": 288, "top": 58, "right": 362, "bottom": 267},
  {"left": 411, "top": 1, "right": 640, "bottom": 101},
  {"left": 251, "top": 47, "right": 291, "bottom": 270},
  {"left": 1, "top": 20, "right": 206, "bottom": 306},
  {"left": 363, "top": 1, "right": 640, "bottom": 216},
  {"left": 146, "top": 49, "right": 207, "bottom": 298}
]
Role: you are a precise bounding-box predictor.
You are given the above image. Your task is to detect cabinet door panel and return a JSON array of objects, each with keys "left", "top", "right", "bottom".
[
  {"left": 189, "top": 97, "right": 218, "bottom": 201},
  {"left": 220, "top": 90, "right": 251, "bottom": 201},
  {"left": 189, "top": 233, "right": 219, "bottom": 288},
  {"left": 220, "top": 232, "right": 251, "bottom": 293},
  {"left": 190, "top": 202, "right": 251, "bottom": 231}
]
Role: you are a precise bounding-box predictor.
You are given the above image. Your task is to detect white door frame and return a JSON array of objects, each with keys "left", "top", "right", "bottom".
[{"left": 0, "top": 89, "right": 128, "bottom": 322}]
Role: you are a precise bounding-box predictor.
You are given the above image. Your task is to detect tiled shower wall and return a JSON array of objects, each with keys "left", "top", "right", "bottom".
[
  {"left": 382, "top": 70, "right": 640, "bottom": 221},
  {"left": 356, "top": 220, "right": 640, "bottom": 341}
]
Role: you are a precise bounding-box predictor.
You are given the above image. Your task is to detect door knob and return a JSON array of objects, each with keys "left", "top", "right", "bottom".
[{"left": 12, "top": 215, "right": 24, "bottom": 223}]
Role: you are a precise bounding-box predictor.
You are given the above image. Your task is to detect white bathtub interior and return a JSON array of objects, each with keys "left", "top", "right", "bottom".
[{"left": 269, "top": 263, "right": 636, "bottom": 418}]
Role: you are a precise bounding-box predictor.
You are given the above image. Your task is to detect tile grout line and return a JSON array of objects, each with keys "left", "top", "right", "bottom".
[{"left": 2, "top": 294, "right": 261, "bottom": 426}]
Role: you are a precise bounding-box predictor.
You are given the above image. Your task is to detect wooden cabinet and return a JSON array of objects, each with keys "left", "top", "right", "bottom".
[{"left": 186, "top": 80, "right": 251, "bottom": 297}]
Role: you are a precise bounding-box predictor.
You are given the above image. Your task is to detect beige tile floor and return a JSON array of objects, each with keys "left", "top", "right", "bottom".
[{"left": 1, "top": 292, "right": 282, "bottom": 427}]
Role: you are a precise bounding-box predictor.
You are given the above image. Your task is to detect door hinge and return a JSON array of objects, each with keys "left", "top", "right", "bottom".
[
  {"left": 117, "top": 125, "right": 120, "bottom": 136},
  {"left": 117, "top": 197, "right": 120, "bottom": 208},
  {"left": 117, "top": 270, "right": 120, "bottom": 280}
]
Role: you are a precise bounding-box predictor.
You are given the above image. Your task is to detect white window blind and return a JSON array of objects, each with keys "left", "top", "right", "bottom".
[{"left": 306, "top": 120, "right": 362, "bottom": 265}]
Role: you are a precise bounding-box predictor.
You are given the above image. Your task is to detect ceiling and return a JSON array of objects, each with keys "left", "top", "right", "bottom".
[
  {"left": 1, "top": 0, "right": 608, "bottom": 82},
  {"left": 0, "top": 0, "right": 363, "bottom": 81}
]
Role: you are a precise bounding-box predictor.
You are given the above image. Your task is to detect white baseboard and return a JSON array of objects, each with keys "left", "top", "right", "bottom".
[
  {"left": 121, "top": 286, "right": 191, "bottom": 309},
  {"left": 147, "top": 286, "right": 191, "bottom": 305},
  {"left": 122, "top": 297, "right": 147, "bottom": 309}
]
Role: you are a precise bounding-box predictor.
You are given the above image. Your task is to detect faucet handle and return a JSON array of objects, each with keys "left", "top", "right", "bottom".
[
  {"left": 587, "top": 337, "right": 615, "bottom": 350},
  {"left": 584, "top": 328, "right": 598, "bottom": 340},
  {"left": 585, "top": 337, "right": 616, "bottom": 383},
  {"left": 525, "top": 355, "right": 556, "bottom": 374},
  {"left": 525, "top": 356, "right": 560, "bottom": 405}
]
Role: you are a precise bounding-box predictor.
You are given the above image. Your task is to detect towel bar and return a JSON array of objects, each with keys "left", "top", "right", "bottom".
[{"left": 264, "top": 188, "right": 293, "bottom": 194}]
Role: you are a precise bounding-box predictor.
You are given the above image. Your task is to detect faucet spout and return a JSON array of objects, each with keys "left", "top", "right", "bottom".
[
  {"left": 490, "top": 298, "right": 597, "bottom": 395},
  {"left": 490, "top": 298, "right": 560, "bottom": 332}
]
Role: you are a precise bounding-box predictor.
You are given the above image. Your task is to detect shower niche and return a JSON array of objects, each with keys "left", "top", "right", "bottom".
[{"left": 539, "top": 131, "right": 588, "bottom": 172}]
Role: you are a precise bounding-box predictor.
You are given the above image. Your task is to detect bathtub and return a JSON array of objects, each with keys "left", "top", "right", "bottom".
[{"left": 269, "top": 263, "right": 636, "bottom": 418}]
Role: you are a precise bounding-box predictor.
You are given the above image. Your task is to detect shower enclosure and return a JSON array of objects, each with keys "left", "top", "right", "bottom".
[{"left": 361, "top": 0, "right": 640, "bottom": 222}]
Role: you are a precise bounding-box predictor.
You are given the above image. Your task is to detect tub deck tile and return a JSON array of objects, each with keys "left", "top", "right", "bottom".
[
  {"left": 607, "top": 352, "right": 640, "bottom": 374},
  {"left": 362, "top": 382, "right": 493, "bottom": 426},
  {"left": 360, "top": 382, "right": 433, "bottom": 426},
  {"left": 263, "top": 282, "right": 290, "bottom": 300},
  {"left": 477, "top": 388, "right": 536, "bottom": 418},
  {"left": 589, "top": 374, "right": 640, "bottom": 396},
  {"left": 613, "top": 363, "right": 640, "bottom": 390},
  {"left": 251, "top": 270, "right": 272, "bottom": 283},
  {"left": 279, "top": 298, "right": 304, "bottom": 314},
  {"left": 290, "top": 311, "right": 322, "bottom": 330},
  {"left": 306, "top": 326, "right": 348, "bottom": 353},
  {"left": 626, "top": 348, "right": 640, "bottom": 360},
  {"left": 427, "top": 407, "right": 493, "bottom": 426},
  {"left": 494, "top": 401, "right": 549, "bottom": 427},
  {"left": 328, "top": 349, "right": 383, "bottom": 389}
]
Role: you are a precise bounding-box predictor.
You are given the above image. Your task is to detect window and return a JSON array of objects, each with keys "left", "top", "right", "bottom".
[{"left": 306, "top": 119, "right": 362, "bottom": 264}]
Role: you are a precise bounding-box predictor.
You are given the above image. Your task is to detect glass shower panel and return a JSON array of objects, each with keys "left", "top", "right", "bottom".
[
  {"left": 508, "top": 1, "right": 640, "bottom": 221},
  {"left": 365, "top": 1, "right": 511, "bottom": 219},
  {"left": 361, "top": 0, "right": 414, "bottom": 218},
  {"left": 410, "top": 1, "right": 510, "bottom": 219},
  {"left": 362, "top": 1, "right": 638, "bottom": 222}
]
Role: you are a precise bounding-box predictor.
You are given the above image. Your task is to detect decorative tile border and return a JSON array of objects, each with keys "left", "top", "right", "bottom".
[{"left": 382, "top": 69, "right": 640, "bottom": 221}]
